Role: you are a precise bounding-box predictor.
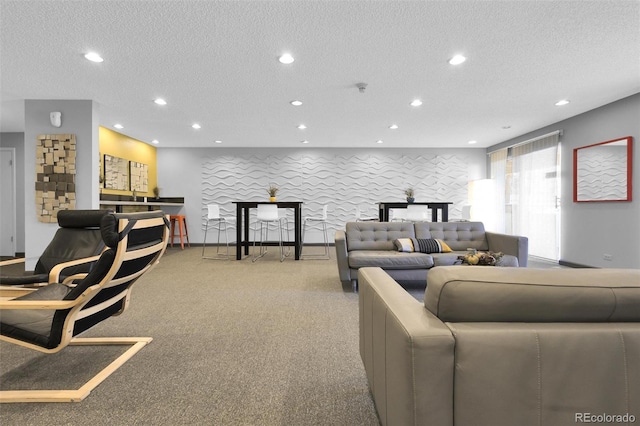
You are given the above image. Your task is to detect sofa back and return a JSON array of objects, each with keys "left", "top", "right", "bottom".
[
  {"left": 346, "top": 221, "right": 493, "bottom": 252},
  {"left": 414, "top": 221, "right": 489, "bottom": 251},
  {"left": 345, "top": 221, "right": 415, "bottom": 251},
  {"left": 426, "top": 266, "right": 640, "bottom": 322}
]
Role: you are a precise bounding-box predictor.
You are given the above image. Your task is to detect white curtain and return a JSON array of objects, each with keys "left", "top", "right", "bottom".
[
  {"left": 489, "top": 149, "right": 507, "bottom": 233},
  {"left": 510, "top": 133, "right": 560, "bottom": 260}
]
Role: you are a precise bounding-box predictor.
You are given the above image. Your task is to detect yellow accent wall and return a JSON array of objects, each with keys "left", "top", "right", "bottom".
[{"left": 99, "top": 126, "right": 157, "bottom": 196}]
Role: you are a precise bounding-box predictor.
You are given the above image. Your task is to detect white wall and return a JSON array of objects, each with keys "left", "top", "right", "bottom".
[
  {"left": 488, "top": 93, "right": 640, "bottom": 268},
  {"left": 157, "top": 147, "right": 486, "bottom": 244},
  {"left": 0, "top": 132, "right": 25, "bottom": 253},
  {"left": 23, "top": 100, "right": 99, "bottom": 268}
]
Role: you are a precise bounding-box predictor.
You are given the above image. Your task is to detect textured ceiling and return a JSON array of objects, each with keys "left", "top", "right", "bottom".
[{"left": 1, "top": 0, "right": 639, "bottom": 148}]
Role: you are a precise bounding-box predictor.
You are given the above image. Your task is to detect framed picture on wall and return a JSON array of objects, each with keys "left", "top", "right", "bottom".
[
  {"left": 130, "top": 161, "right": 148, "bottom": 192},
  {"left": 104, "top": 154, "right": 129, "bottom": 190}
]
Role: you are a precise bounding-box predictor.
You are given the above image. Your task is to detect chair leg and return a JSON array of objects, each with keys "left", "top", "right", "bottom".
[
  {"left": 0, "top": 337, "right": 152, "bottom": 403},
  {"left": 203, "top": 220, "right": 229, "bottom": 260},
  {"left": 300, "top": 220, "right": 330, "bottom": 260}
]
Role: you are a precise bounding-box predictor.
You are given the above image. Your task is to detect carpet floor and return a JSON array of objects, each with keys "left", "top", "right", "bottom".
[{"left": 0, "top": 247, "right": 380, "bottom": 425}]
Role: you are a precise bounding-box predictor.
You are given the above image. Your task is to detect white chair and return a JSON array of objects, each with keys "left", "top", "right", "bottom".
[
  {"left": 461, "top": 204, "right": 472, "bottom": 221},
  {"left": 278, "top": 208, "right": 293, "bottom": 258},
  {"left": 405, "top": 204, "right": 429, "bottom": 222},
  {"left": 389, "top": 208, "right": 407, "bottom": 222},
  {"left": 252, "top": 204, "right": 287, "bottom": 262},
  {"left": 301, "top": 205, "right": 330, "bottom": 259},
  {"left": 202, "top": 204, "right": 235, "bottom": 259},
  {"left": 355, "top": 206, "right": 378, "bottom": 222}
]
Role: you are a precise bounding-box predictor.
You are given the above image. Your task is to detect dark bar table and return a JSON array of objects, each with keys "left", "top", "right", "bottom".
[
  {"left": 377, "top": 201, "right": 453, "bottom": 222},
  {"left": 233, "top": 201, "right": 303, "bottom": 260}
]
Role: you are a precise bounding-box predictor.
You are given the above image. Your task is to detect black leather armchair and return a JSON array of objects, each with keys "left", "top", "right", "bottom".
[
  {"left": 0, "top": 210, "right": 111, "bottom": 286},
  {"left": 0, "top": 210, "right": 169, "bottom": 402}
]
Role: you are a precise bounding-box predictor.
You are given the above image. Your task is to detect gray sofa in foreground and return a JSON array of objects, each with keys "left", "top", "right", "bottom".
[
  {"left": 335, "top": 221, "right": 528, "bottom": 289},
  {"left": 359, "top": 266, "right": 640, "bottom": 426}
]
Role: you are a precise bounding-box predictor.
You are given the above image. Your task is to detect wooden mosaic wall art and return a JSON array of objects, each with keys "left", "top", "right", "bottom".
[
  {"left": 35, "top": 134, "right": 76, "bottom": 223},
  {"left": 104, "top": 154, "right": 129, "bottom": 190},
  {"left": 130, "top": 161, "right": 148, "bottom": 192}
]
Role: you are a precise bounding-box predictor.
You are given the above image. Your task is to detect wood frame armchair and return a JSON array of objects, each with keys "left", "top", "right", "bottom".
[
  {"left": 0, "top": 211, "right": 169, "bottom": 403},
  {"left": 0, "top": 209, "right": 111, "bottom": 287}
]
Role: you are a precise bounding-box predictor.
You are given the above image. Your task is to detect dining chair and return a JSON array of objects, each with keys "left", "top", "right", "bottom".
[
  {"left": 405, "top": 204, "right": 430, "bottom": 221},
  {"left": 355, "top": 206, "right": 378, "bottom": 222},
  {"left": 202, "top": 204, "right": 235, "bottom": 259},
  {"left": 389, "top": 208, "right": 407, "bottom": 222},
  {"left": 301, "top": 204, "right": 330, "bottom": 259},
  {"left": 252, "top": 204, "right": 287, "bottom": 262}
]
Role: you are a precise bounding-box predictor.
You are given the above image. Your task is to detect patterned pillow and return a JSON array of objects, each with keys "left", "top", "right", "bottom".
[
  {"left": 413, "top": 238, "right": 452, "bottom": 253},
  {"left": 393, "top": 238, "right": 415, "bottom": 252}
]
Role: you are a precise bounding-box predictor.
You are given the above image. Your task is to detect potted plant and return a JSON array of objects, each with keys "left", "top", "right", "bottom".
[
  {"left": 404, "top": 187, "right": 415, "bottom": 203},
  {"left": 152, "top": 186, "right": 160, "bottom": 200},
  {"left": 267, "top": 184, "right": 279, "bottom": 202}
]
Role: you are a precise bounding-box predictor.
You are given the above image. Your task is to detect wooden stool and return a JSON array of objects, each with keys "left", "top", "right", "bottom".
[{"left": 169, "top": 215, "right": 190, "bottom": 249}]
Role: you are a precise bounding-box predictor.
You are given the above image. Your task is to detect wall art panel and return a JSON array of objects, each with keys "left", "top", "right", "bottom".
[
  {"left": 201, "top": 151, "right": 471, "bottom": 242},
  {"left": 35, "top": 134, "right": 76, "bottom": 223}
]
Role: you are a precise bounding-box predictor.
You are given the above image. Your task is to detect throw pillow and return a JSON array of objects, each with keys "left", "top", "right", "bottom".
[
  {"left": 412, "top": 238, "right": 452, "bottom": 253},
  {"left": 394, "top": 238, "right": 415, "bottom": 252}
]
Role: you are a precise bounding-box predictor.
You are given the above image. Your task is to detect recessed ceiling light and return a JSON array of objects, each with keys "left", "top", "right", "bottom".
[
  {"left": 555, "top": 99, "right": 570, "bottom": 106},
  {"left": 278, "top": 53, "right": 294, "bottom": 64},
  {"left": 468, "top": 140, "right": 477, "bottom": 145},
  {"left": 410, "top": 99, "right": 422, "bottom": 107},
  {"left": 154, "top": 98, "right": 167, "bottom": 106},
  {"left": 301, "top": 140, "right": 309, "bottom": 144},
  {"left": 290, "top": 100, "right": 303, "bottom": 106},
  {"left": 151, "top": 139, "right": 159, "bottom": 145},
  {"left": 113, "top": 123, "right": 124, "bottom": 129},
  {"left": 448, "top": 54, "right": 466, "bottom": 65},
  {"left": 84, "top": 52, "right": 104, "bottom": 63},
  {"left": 389, "top": 124, "right": 399, "bottom": 130},
  {"left": 214, "top": 140, "right": 222, "bottom": 144},
  {"left": 376, "top": 140, "right": 384, "bottom": 144},
  {"left": 297, "top": 124, "right": 307, "bottom": 130},
  {"left": 192, "top": 123, "right": 201, "bottom": 129}
]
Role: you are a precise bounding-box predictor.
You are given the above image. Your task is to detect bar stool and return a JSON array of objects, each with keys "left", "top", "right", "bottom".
[
  {"left": 202, "top": 204, "right": 234, "bottom": 259},
  {"left": 405, "top": 205, "right": 429, "bottom": 222},
  {"left": 169, "top": 214, "right": 190, "bottom": 249},
  {"left": 252, "top": 204, "right": 286, "bottom": 262},
  {"left": 301, "top": 205, "right": 330, "bottom": 259}
]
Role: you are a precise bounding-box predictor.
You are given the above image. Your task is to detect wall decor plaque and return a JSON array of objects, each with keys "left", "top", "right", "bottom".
[
  {"left": 35, "top": 134, "right": 76, "bottom": 222},
  {"left": 130, "top": 161, "right": 148, "bottom": 192},
  {"left": 104, "top": 154, "right": 129, "bottom": 190}
]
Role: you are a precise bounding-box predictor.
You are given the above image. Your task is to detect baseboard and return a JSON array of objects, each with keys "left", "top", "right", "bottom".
[{"left": 558, "top": 259, "right": 597, "bottom": 268}]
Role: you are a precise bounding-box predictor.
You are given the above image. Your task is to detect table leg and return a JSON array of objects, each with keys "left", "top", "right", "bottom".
[
  {"left": 243, "top": 207, "right": 250, "bottom": 256},
  {"left": 294, "top": 205, "right": 302, "bottom": 260},
  {"left": 236, "top": 206, "right": 242, "bottom": 260}
]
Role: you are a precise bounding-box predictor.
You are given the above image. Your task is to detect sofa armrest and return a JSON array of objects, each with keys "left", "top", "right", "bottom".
[
  {"left": 485, "top": 231, "right": 528, "bottom": 267},
  {"left": 359, "top": 267, "right": 455, "bottom": 426},
  {"left": 334, "top": 230, "right": 352, "bottom": 286}
]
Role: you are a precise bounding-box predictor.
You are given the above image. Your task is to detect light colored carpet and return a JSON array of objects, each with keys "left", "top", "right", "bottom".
[{"left": 1, "top": 247, "right": 380, "bottom": 425}]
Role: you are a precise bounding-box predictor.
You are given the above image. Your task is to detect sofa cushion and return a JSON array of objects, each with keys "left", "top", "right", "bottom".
[
  {"left": 425, "top": 266, "right": 640, "bottom": 322},
  {"left": 346, "top": 221, "right": 415, "bottom": 251},
  {"left": 349, "top": 250, "right": 434, "bottom": 269},
  {"left": 414, "top": 221, "right": 489, "bottom": 251}
]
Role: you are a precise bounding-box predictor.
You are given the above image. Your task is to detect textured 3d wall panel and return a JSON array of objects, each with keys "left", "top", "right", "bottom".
[
  {"left": 201, "top": 153, "right": 469, "bottom": 241},
  {"left": 35, "top": 134, "right": 76, "bottom": 223}
]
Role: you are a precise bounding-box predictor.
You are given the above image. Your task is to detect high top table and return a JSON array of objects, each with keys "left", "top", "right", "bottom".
[
  {"left": 233, "top": 201, "right": 303, "bottom": 260},
  {"left": 378, "top": 201, "right": 453, "bottom": 222}
]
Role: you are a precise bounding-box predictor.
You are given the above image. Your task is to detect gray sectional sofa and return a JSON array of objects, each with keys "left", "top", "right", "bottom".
[
  {"left": 359, "top": 266, "right": 640, "bottom": 426},
  {"left": 335, "top": 221, "right": 528, "bottom": 289}
]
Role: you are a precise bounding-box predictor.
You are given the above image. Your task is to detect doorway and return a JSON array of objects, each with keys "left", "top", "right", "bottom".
[{"left": 0, "top": 148, "right": 16, "bottom": 256}]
